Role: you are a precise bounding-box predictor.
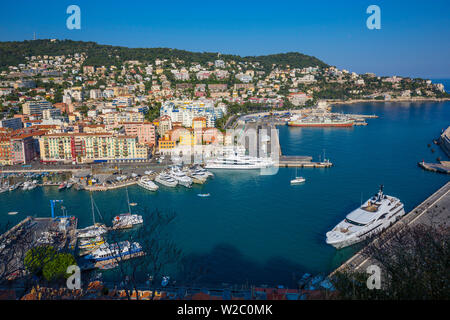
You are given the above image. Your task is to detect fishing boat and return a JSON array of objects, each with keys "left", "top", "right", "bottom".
[
  {"left": 84, "top": 241, "right": 143, "bottom": 262},
  {"left": 137, "top": 176, "right": 159, "bottom": 191}
]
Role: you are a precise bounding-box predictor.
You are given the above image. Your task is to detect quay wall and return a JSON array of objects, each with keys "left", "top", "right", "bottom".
[{"left": 440, "top": 126, "right": 450, "bottom": 158}]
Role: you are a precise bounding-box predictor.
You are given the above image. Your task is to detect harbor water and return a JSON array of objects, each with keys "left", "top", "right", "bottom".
[{"left": 1, "top": 100, "right": 449, "bottom": 287}]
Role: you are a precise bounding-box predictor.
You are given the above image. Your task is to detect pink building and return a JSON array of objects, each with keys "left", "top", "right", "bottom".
[
  {"left": 122, "top": 122, "right": 156, "bottom": 146},
  {"left": 10, "top": 134, "right": 38, "bottom": 164}
]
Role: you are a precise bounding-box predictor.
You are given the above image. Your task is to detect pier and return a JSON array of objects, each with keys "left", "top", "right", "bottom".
[
  {"left": 418, "top": 161, "right": 450, "bottom": 174},
  {"left": 267, "top": 123, "right": 333, "bottom": 168},
  {"left": 330, "top": 181, "right": 450, "bottom": 276},
  {"left": 277, "top": 156, "right": 332, "bottom": 168}
]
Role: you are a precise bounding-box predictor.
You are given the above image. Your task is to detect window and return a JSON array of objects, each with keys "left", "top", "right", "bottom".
[{"left": 345, "top": 218, "right": 366, "bottom": 227}]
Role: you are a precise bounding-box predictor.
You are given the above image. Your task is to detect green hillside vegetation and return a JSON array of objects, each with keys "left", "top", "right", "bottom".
[{"left": 0, "top": 39, "right": 329, "bottom": 70}]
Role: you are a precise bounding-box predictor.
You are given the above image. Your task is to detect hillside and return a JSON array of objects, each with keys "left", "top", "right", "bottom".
[{"left": 0, "top": 39, "right": 329, "bottom": 70}]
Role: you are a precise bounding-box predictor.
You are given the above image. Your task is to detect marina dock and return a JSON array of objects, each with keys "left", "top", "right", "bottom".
[
  {"left": 330, "top": 181, "right": 450, "bottom": 276},
  {"left": 268, "top": 123, "right": 333, "bottom": 168},
  {"left": 277, "top": 156, "right": 332, "bottom": 168},
  {"left": 418, "top": 161, "right": 450, "bottom": 174}
]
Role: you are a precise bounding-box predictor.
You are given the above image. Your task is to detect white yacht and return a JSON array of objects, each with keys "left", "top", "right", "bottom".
[
  {"left": 155, "top": 172, "right": 178, "bottom": 187},
  {"left": 137, "top": 176, "right": 159, "bottom": 191},
  {"left": 205, "top": 153, "right": 274, "bottom": 170},
  {"left": 77, "top": 223, "right": 108, "bottom": 239},
  {"left": 112, "top": 213, "right": 144, "bottom": 230},
  {"left": 326, "top": 186, "right": 405, "bottom": 249},
  {"left": 290, "top": 176, "right": 306, "bottom": 184},
  {"left": 189, "top": 166, "right": 213, "bottom": 179},
  {"left": 168, "top": 167, "right": 192, "bottom": 187}
]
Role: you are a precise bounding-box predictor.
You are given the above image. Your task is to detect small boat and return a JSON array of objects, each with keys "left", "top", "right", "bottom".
[
  {"left": 290, "top": 177, "right": 306, "bottom": 184},
  {"left": 161, "top": 276, "right": 170, "bottom": 287},
  {"left": 8, "top": 211, "right": 18, "bottom": 215},
  {"left": 197, "top": 193, "right": 210, "bottom": 197},
  {"left": 77, "top": 223, "right": 108, "bottom": 238},
  {"left": 290, "top": 168, "right": 306, "bottom": 184},
  {"left": 58, "top": 182, "right": 67, "bottom": 191},
  {"left": 66, "top": 182, "right": 74, "bottom": 189},
  {"left": 112, "top": 213, "right": 143, "bottom": 230},
  {"left": 79, "top": 237, "right": 105, "bottom": 250},
  {"left": 129, "top": 202, "right": 138, "bottom": 207},
  {"left": 27, "top": 183, "right": 37, "bottom": 190}
]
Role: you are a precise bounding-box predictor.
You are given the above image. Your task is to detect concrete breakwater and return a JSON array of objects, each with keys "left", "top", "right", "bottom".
[{"left": 439, "top": 126, "right": 450, "bottom": 157}]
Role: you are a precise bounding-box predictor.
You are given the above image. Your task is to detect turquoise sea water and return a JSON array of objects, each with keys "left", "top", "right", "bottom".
[{"left": 1, "top": 101, "right": 449, "bottom": 287}]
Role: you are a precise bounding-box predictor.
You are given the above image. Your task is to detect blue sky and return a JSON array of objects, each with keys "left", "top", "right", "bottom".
[{"left": 1, "top": 0, "right": 449, "bottom": 78}]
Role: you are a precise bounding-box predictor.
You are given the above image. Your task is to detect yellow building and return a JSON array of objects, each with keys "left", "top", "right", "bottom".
[{"left": 39, "top": 133, "right": 149, "bottom": 163}]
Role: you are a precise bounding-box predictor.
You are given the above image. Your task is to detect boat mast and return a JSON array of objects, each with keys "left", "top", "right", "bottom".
[
  {"left": 126, "top": 187, "right": 131, "bottom": 213},
  {"left": 90, "top": 192, "right": 95, "bottom": 224}
]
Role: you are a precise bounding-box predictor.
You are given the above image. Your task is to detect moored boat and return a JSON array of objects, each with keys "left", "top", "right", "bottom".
[
  {"left": 155, "top": 172, "right": 178, "bottom": 187},
  {"left": 326, "top": 185, "right": 405, "bottom": 249},
  {"left": 137, "top": 176, "right": 159, "bottom": 191},
  {"left": 112, "top": 213, "right": 144, "bottom": 230}
]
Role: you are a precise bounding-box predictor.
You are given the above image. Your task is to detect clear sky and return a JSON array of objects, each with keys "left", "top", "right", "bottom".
[{"left": 1, "top": 0, "right": 449, "bottom": 78}]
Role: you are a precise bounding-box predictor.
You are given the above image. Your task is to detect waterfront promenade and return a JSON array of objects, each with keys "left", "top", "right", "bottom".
[{"left": 330, "top": 181, "right": 450, "bottom": 276}]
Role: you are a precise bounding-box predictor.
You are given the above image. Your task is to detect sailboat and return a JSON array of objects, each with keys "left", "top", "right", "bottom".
[
  {"left": 112, "top": 187, "right": 143, "bottom": 230},
  {"left": 290, "top": 167, "right": 306, "bottom": 185},
  {"left": 77, "top": 193, "right": 108, "bottom": 239}
]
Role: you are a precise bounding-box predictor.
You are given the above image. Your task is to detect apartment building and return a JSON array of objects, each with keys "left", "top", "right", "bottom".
[
  {"left": 22, "top": 100, "right": 53, "bottom": 115},
  {"left": 39, "top": 133, "right": 149, "bottom": 164},
  {"left": 160, "top": 100, "right": 226, "bottom": 128}
]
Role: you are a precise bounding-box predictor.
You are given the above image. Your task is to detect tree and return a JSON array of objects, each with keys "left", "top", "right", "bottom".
[
  {"left": 330, "top": 224, "right": 450, "bottom": 300},
  {"left": 42, "top": 253, "right": 76, "bottom": 282},
  {"left": 24, "top": 246, "right": 57, "bottom": 278}
]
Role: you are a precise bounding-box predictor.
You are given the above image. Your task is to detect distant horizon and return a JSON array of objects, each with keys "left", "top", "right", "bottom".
[{"left": 1, "top": 1, "right": 449, "bottom": 78}]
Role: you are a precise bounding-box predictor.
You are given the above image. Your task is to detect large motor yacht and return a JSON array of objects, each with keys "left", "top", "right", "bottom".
[
  {"left": 168, "top": 167, "right": 192, "bottom": 187},
  {"left": 155, "top": 172, "right": 178, "bottom": 187},
  {"left": 326, "top": 185, "right": 405, "bottom": 249},
  {"left": 137, "top": 176, "right": 159, "bottom": 191},
  {"left": 205, "top": 152, "right": 274, "bottom": 170}
]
